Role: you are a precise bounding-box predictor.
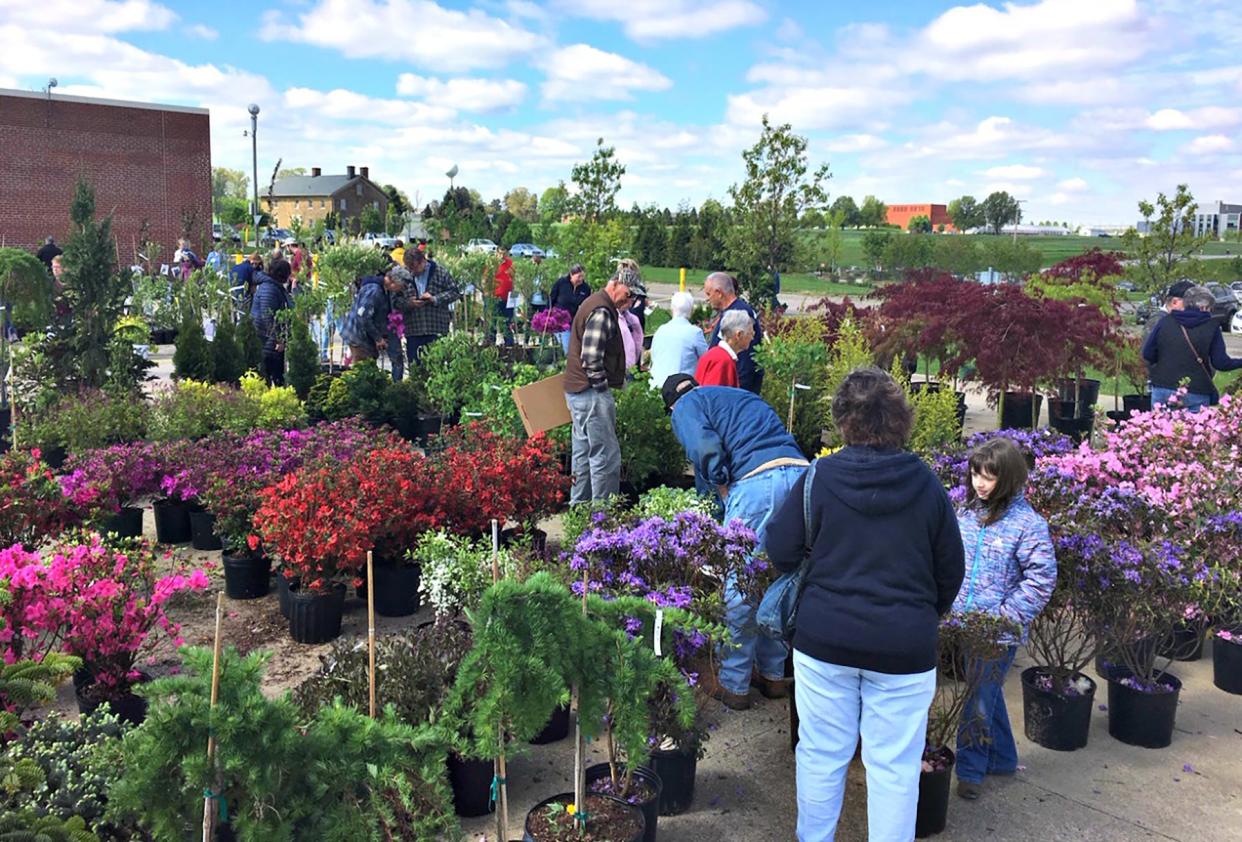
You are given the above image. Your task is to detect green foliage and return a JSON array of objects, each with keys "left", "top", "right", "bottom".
[
  {"left": 236, "top": 314, "right": 264, "bottom": 374},
  {"left": 932, "top": 235, "right": 984, "bottom": 276},
  {"left": 316, "top": 244, "right": 393, "bottom": 308},
  {"left": 420, "top": 333, "right": 500, "bottom": 417},
  {"left": 615, "top": 373, "right": 684, "bottom": 488},
  {"left": 889, "top": 357, "right": 961, "bottom": 455},
  {"left": 1122, "top": 183, "right": 1214, "bottom": 292},
  {"left": 726, "top": 116, "right": 831, "bottom": 301},
  {"left": 861, "top": 229, "right": 892, "bottom": 272},
  {"left": 172, "top": 312, "right": 212, "bottom": 382},
  {"left": 501, "top": 217, "right": 533, "bottom": 249},
  {"left": 820, "top": 318, "right": 875, "bottom": 448},
  {"left": 105, "top": 333, "right": 153, "bottom": 397},
  {"left": 304, "top": 372, "right": 336, "bottom": 424},
  {"left": 560, "top": 497, "right": 629, "bottom": 548},
  {"left": 414, "top": 532, "right": 518, "bottom": 618},
  {"left": 756, "top": 317, "right": 830, "bottom": 456},
  {"left": 539, "top": 183, "right": 570, "bottom": 227},
  {"left": 883, "top": 233, "right": 935, "bottom": 273},
  {"left": 982, "top": 237, "right": 1042, "bottom": 280},
  {"left": 15, "top": 388, "right": 149, "bottom": 453},
  {"left": 0, "top": 810, "right": 98, "bottom": 841},
  {"left": 946, "top": 195, "right": 984, "bottom": 232},
  {"left": 386, "top": 377, "right": 433, "bottom": 439},
  {"left": 907, "top": 214, "right": 932, "bottom": 234},
  {"left": 0, "top": 708, "right": 131, "bottom": 838},
  {"left": 211, "top": 317, "right": 244, "bottom": 384},
  {"left": 239, "top": 372, "right": 305, "bottom": 429},
  {"left": 323, "top": 359, "right": 392, "bottom": 426},
  {"left": 644, "top": 306, "right": 671, "bottom": 335},
  {"left": 981, "top": 191, "right": 1021, "bottom": 236},
  {"left": 570, "top": 139, "right": 626, "bottom": 222},
  {"left": 108, "top": 646, "right": 458, "bottom": 842},
  {"left": 284, "top": 313, "right": 318, "bottom": 400},
  {"left": 0, "top": 652, "right": 78, "bottom": 734},
  {"left": 0, "top": 247, "right": 54, "bottom": 329},
  {"left": 632, "top": 486, "right": 715, "bottom": 520}
]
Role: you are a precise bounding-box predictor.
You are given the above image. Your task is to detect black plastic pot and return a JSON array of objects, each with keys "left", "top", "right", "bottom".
[
  {"left": 999, "top": 392, "right": 1042, "bottom": 430},
  {"left": 955, "top": 391, "right": 967, "bottom": 429},
  {"left": 0, "top": 406, "right": 10, "bottom": 453},
  {"left": 75, "top": 674, "right": 150, "bottom": 727},
  {"left": 915, "top": 747, "right": 954, "bottom": 838},
  {"left": 1105, "top": 409, "right": 1130, "bottom": 425},
  {"left": 416, "top": 414, "right": 443, "bottom": 444},
  {"left": 1106, "top": 669, "right": 1181, "bottom": 748},
  {"left": 523, "top": 792, "right": 645, "bottom": 842},
  {"left": 1160, "top": 622, "right": 1206, "bottom": 661},
  {"left": 1056, "top": 378, "right": 1100, "bottom": 415},
  {"left": 1212, "top": 634, "right": 1242, "bottom": 695},
  {"left": 1020, "top": 667, "right": 1095, "bottom": 752},
  {"left": 102, "top": 506, "right": 144, "bottom": 538},
  {"left": 152, "top": 498, "right": 192, "bottom": 544},
  {"left": 1122, "top": 393, "right": 1152, "bottom": 414},
  {"left": 189, "top": 509, "right": 223, "bottom": 551},
  {"left": 42, "top": 445, "right": 67, "bottom": 471},
  {"left": 1049, "top": 409, "right": 1095, "bottom": 444},
  {"left": 501, "top": 527, "right": 548, "bottom": 557},
  {"left": 447, "top": 753, "right": 494, "bottom": 817},
  {"left": 371, "top": 561, "right": 421, "bottom": 617},
  {"left": 287, "top": 584, "right": 346, "bottom": 644},
  {"left": 223, "top": 551, "right": 271, "bottom": 600},
  {"left": 276, "top": 572, "right": 299, "bottom": 619},
  {"left": 585, "top": 763, "right": 661, "bottom": 842},
  {"left": 529, "top": 703, "right": 570, "bottom": 745},
  {"left": 650, "top": 746, "right": 698, "bottom": 816}
]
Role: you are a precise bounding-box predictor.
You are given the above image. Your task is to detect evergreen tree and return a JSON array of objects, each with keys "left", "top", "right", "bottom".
[
  {"left": 285, "top": 314, "right": 318, "bottom": 400},
  {"left": 635, "top": 211, "right": 666, "bottom": 266},
  {"left": 237, "top": 314, "right": 263, "bottom": 374},
  {"left": 211, "top": 317, "right": 243, "bottom": 384},
  {"left": 667, "top": 209, "right": 693, "bottom": 267},
  {"left": 172, "top": 312, "right": 212, "bottom": 382}
]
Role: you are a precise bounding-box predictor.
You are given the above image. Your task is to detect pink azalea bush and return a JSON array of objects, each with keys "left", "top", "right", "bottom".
[{"left": 0, "top": 533, "right": 209, "bottom": 692}]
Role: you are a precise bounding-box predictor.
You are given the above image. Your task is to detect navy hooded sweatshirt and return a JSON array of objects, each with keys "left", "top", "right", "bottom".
[
  {"left": 1142, "top": 308, "right": 1242, "bottom": 400},
  {"left": 767, "top": 446, "right": 965, "bottom": 675}
]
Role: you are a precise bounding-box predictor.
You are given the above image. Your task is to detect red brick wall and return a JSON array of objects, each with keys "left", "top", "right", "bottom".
[
  {"left": 0, "top": 91, "right": 212, "bottom": 263},
  {"left": 886, "top": 203, "right": 956, "bottom": 232}
]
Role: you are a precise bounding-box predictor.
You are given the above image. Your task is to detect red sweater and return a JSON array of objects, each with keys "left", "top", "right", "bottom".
[
  {"left": 694, "top": 344, "right": 739, "bottom": 388},
  {"left": 494, "top": 257, "right": 514, "bottom": 301}
]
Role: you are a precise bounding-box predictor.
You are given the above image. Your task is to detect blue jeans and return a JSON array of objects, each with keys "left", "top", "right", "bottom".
[
  {"left": 956, "top": 646, "right": 1018, "bottom": 784},
  {"left": 718, "top": 465, "right": 803, "bottom": 695},
  {"left": 566, "top": 389, "right": 620, "bottom": 504},
  {"left": 405, "top": 334, "right": 438, "bottom": 366},
  {"left": 558, "top": 331, "right": 571, "bottom": 354},
  {"left": 1151, "top": 386, "right": 1211, "bottom": 413},
  {"left": 793, "top": 649, "right": 936, "bottom": 842}
]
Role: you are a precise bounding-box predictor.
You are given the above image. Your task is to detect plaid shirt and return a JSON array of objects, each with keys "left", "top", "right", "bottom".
[
  {"left": 393, "top": 260, "right": 461, "bottom": 337},
  {"left": 580, "top": 308, "right": 617, "bottom": 390}
]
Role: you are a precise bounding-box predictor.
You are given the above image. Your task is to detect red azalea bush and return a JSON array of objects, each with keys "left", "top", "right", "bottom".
[
  {"left": 0, "top": 449, "right": 80, "bottom": 548},
  {"left": 0, "top": 532, "right": 209, "bottom": 694}
]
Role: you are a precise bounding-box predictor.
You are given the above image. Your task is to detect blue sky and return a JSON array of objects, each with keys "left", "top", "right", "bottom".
[{"left": 3, "top": 0, "right": 1242, "bottom": 225}]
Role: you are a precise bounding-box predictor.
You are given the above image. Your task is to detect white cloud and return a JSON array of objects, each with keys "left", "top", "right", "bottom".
[
  {"left": 284, "top": 87, "right": 457, "bottom": 125},
  {"left": 1016, "top": 77, "right": 1133, "bottom": 105},
  {"left": 982, "top": 164, "right": 1045, "bottom": 180},
  {"left": 395, "top": 74, "right": 526, "bottom": 111},
  {"left": 0, "top": 0, "right": 177, "bottom": 33},
  {"left": 1145, "top": 106, "right": 1242, "bottom": 130},
  {"left": 823, "top": 134, "right": 887, "bottom": 153},
  {"left": 726, "top": 84, "right": 908, "bottom": 132},
  {"left": 188, "top": 24, "right": 218, "bottom": 41},
  {"left": 564, "top": 0, "right": 765, "bottom": 41},
  {"left": 1186, "top": 134, "right": 1234, "bottom": 154},
  {"left": 260, "top": 0, "right": 546, "bottom": 72},
  {"left": 539, "top": 44, "right": 672, "bottom": 102},
  {"left": 1056, "top": 177, "right": 1089, "bottom": 192}
]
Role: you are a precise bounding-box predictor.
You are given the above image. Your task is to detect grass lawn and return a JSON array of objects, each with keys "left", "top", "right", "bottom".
[{"left": 639, "top": 265, "right": 871, "bottom": 297}]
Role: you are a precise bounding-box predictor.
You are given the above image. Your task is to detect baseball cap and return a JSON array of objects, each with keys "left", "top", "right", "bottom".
[
  {"left": 615, "top": 266, "right": 647, "bottom": 298},
  {"left": 662, "top": 374, "right": 698, "bottom": 412},
  {"left": 1165, "top": 280, "right": 1193, "bottom": 300}
]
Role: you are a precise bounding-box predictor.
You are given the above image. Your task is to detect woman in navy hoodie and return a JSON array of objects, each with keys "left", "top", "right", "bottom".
[{"left": 767, "top": 367, "right": 964, "bottom": 842}]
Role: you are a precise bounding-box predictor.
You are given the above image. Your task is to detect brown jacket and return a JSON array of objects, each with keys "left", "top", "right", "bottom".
[{"left": 563, "top": 290, "right": 625, "bottom": 393}]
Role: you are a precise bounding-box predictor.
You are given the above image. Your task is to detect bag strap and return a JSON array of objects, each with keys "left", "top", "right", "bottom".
[
  {"left": 799, "top": 458, "right": 820, "bottom": 572},
  {"left": 1179, "top": 324, "right": 1214, "bottom": 380}
]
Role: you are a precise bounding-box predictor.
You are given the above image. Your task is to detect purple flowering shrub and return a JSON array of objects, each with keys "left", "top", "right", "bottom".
[
  {"left": 926, "top": 612, "right": 1020, "bottom": 756},
  {"left": 928, "top": 427, "right": 1074, "bottom": 494},
  {"left": 60, "top": 442, "right": 163, "bottom": 516}
]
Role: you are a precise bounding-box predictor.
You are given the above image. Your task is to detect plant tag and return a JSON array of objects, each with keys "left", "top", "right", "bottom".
[{"left": 654, "top": 609, "right": 663, "bottom": 656}]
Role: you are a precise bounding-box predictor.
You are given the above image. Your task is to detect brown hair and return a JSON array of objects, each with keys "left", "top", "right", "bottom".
[
  {"left": 830, "top": 367, "right": 914, "bottom": 450},
  {"left": 966, "top": 437, "right": 1029, "bottom": 525}
]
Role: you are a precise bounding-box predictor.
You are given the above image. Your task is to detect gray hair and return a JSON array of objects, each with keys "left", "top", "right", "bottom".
[
  {"left": 719, "top": 309, "right": 754, "bottom": 340},
  {"left": 705, "top": 272, "right": 737, "bottom": 296},
  {"left": 386, "top": 265, "right": 413, "bottom": 287},
  {"left": 670, "top": 291, "right": 694, "bottom": 318},
  {"left": 1183, "top": 285, "right": 1215, "bottom": 311}
]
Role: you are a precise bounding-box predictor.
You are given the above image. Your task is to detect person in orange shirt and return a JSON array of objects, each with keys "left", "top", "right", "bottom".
[
  {"left": 494, "top": 247, "right": 515, "bottom": 346},
  {"left": 694, "top": 309, "right": 753, "bottom": 387}
]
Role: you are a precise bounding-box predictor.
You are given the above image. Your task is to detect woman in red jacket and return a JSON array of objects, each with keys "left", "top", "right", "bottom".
[
  {"left": 694, "top": 308, "right": 752, "bottom": 387},
  {"left": 493, "top": 248, "right": 515, "bottom": 346}
]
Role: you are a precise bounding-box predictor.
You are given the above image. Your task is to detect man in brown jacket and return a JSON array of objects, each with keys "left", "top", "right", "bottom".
[{"left": 562, "top": 265, "right": 646, "bottom": 503}]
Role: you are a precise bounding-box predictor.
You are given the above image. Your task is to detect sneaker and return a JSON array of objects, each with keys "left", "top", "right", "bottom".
[
  {"left": 711, "top": 686, "right": 752, "bottom": 711},
  {"left": 956, "top": 781, "right": 982, "bottom": 800}
]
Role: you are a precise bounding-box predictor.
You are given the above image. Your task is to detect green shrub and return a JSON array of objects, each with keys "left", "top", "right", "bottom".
[
  {"left": 211, "top": 317, "right": 244, "bottom": 384},
  {"left": 386, "top": 377, "right": 433, "bottom": 440},
  {"left": 172, "top": 312, "right": 212, "bottom": 382},
  {"left": 323, "top": 359, "right": 392, "bottom": 426},
  {"left": 615, "top": 373, "right": 684, "bottom": 489},
  {"left": 756, "top": 317, "right": 831, "bottom": 457},
  {"left": 305, "top": 372, "right": 336, "bottom": 423},
  {"left": 284, "top": 314, "right": 318, "bottom": 401},
  {"left": 236, "top": 314, "right": 264, "bottom": 374},
  {"left": 0, "top": 811, "right": 98, "bottom": 841},
  {"left": 239, "top": 371, "right": 305, "bottom": 430},
  {"left": 421, "top": 333, "right": 500, "bottom": 417},
  {"left": 644, "top": 305, "right": 671, "bottom": 335}
]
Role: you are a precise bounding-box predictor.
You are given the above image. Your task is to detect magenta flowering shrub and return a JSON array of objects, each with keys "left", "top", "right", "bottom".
[
  {"left": 60, "top": 442, "right": 163, "bottom": 515},
  {"left": 0, "top": 533, "right": 209, "bottom": 692},
  {"left": 0, "top": 449, "right": 81, "bottom": 548},
  {"left": 531, "top": 306, "right": 572, "bottom": 335}
]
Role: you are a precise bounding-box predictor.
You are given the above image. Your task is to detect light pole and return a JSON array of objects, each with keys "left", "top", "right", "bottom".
[{"left": 248, "top": 104, "right": 260, "bottom": 246}]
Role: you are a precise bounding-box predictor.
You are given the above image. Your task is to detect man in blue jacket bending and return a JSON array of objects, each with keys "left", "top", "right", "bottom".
[{"left": 662, "top": 373, "right": 809, "bottom": 710}]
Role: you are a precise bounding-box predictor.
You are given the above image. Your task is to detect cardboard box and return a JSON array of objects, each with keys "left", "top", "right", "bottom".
[{"left": 512, "top": 373, "right": 572, "bottom": 436}]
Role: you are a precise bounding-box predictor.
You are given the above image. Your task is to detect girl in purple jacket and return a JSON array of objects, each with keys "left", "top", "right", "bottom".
[{"left": 953, "top": 437, "right": 1056, "bottom": 801}]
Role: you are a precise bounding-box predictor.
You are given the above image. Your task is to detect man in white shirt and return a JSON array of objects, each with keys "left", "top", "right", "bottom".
[{"left": 649, "top": 291, "right": 708, "bottom": 390}]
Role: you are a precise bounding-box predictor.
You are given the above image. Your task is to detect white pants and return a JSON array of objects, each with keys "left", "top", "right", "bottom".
[{"left": 793, "top": 649, "right": 936, "bottom": 842}]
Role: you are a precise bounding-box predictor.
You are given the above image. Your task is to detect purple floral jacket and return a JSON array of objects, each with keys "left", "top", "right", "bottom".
[{"left": 953, "top": 494, "right": 1056, "bottom": 641}]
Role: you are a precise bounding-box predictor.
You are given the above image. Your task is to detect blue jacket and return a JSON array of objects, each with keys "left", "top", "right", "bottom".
[
  {"left": 1142, "top": 308, "right": 1242, "bottom": 399},
  {"left": 670, "top": 386, "right": 803, "bottom": 496},
  {"left": 248, "top": 273, "right": 289, "bottom": 350},
  {"left": 339, "top": 276, "right": 391, "bottom": 351},
  {"left": 709, "top": 298, "right": 764, "bottom": 393},
  {"left": 953, "top": 495, "right": 1056, "bottom": 641},
  {"left": 768, "top": 447, "right": 965, "bottom": 674}
]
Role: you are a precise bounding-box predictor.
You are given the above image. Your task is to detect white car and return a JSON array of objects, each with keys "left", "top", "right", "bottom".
[
  {"left": 1232, "top": 308, "right": 1242, "bottom": 335},
  {"left": 463, "top": 238, "right": 497, "bottom": 254},
  {"left": 362, "top": 232, "right": 398, "bottom": 249}
]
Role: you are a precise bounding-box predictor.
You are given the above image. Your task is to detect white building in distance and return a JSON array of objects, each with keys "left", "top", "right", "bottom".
[{"left": 1191, "top": 200, "right": 1242, "bottom": 239}]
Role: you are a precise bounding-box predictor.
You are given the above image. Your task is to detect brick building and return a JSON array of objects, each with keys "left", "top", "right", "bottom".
[
  {"left": 886, "top": 203, "right": 955, "bottom": 232},
  {"left": 266, "top": 165, "right": 388, "bottom": 230},
  {"left": 0, "top": 88, "right": 212, "bottom": 261}
]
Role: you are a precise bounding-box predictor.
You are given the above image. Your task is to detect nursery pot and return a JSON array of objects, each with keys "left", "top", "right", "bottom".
[
  {"left": 1105, "top": 409, "right": 1130, "bottom": 425},
  {"left": 650, "top": 745, "right": 698, "bottom": 816},
  {"left": 75, "top": 673, "right": 150, "bottom": 727},
  {"left": 276, "top": 572, "right": 300, "bottom": 619},
  {"left": 1212, "top": 633, "right": 1242, "bottom": 695},
  {"left": 501, "top": 527, "right": 549, "bottom": 558},
  {"left": 371, "top": 559, "right": 422, "bottom": 618},
  {"left": 152, "top": 498, "right": 193, "bottom": 544},
  {"left": 1020, "top": 667, "right": 1096, "bottom": 752},
  {"left": 585, "top": 763, "right": 662, "bottom": 842},
  {"left": 415, "top": 413, "right": 443, "bottom": 444},
  {"left": 1094, "top": 637, "right": 1156, "bottom": 680},
  {"left": 41, "top": 445, "right": 67, "bottom": 471},
  {"left": 189, "top": 509, "right": 224, "bottom": 551},
  {"left": 223, "top": 550, "right": 271, "bottom": 600},
  {"left": 523, "top": 792, "right": 645, "bottom": 842},
  {"left": 0, "top": 406, "right": 10, "bottom": 453},
  {"left": 1160, "top": 622, "right": 1206, "bottom": 662},
  {"left": 102, "top": 505, "right": 144, "bottom": 539},
  {"left": 999, "top": 392, "right": 1042, "bottom": 430},
  {"left": 529, "top": 703, "right": 570, "bottom": 745},
  {"left": 1122, "top": 393, "right": 1152, "bottom": 414},
  {"left": 915, "top": 747, "right": 955, "bottom": 838},
  {"left": 1049, "top": 409, "right": 1095, "bottom": 444},
  {"left": 1056, "top": 378, "right": 1101, "bottom": 415},
  {"left": 447, "top": 753, "right": 494, "bottom": 817},
  {"left": 287, "top": 583, "right": 346, "bottom": 644},
  {"left": 1106, "top": 669, "right": 1182, "bottom": 749}
]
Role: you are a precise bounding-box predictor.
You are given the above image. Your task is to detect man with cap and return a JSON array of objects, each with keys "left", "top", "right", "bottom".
[
  {"left": 1144, "top": 279, "right": 1191, "bottom": 337},
  {"left": 662, "top": 373, "right": 810, "bottom": 710},
  {"left": 563, "top": 265, "right": 645, "bottom": 503},
  {"left": 1143, "top": 282, "right": 1242, "bottom": 411}
]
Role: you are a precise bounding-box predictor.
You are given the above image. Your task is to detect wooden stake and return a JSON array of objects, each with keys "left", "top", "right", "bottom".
[
  {"left": 367, "top": 551, "right": 377, "bottom": 719},
  {"left": 573, "top": 566, "right": 588, "bottom": 820},
  {"left": 787, "top": 382, "right": 797, "bottom": 432},
  {"left": 202, "top": 592, "right": 225, "bottom": 842},
  {"left": 489, "top": 519, "right": 509, "bottom": 839}
]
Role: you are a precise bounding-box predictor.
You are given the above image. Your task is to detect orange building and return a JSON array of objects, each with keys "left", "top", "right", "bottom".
[{"left": 886, "top": 203, "right": 955, "bottom": 232}]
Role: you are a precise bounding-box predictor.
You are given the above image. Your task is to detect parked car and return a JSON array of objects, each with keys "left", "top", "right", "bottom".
[
  {"left": 362, "top": 232, "right": 398, "bottom": 249},
  {"left": 543, "top": 247, "right": 560, "bottom": 259},
  {"left": 1115, "top": 279, "right": 1136, "bottom": 292},
  {"left": 212, "top": 222, "right": 241, "bottom": 243},
  {"left": 1229, "top": 281, "right": 1242, "bottom": 305},
  {"left": 319, "top": 229, "right": 337, "bottom": 246},
  {"left": 463, "top": 238, "right": 497, "bottom": 254},
  {"left": 509, "top": 242, "right": 545, "bottom": 259},
  {"left": 1233, "top": 308, "right": 1242, "bottom": 335},
  {"left": 1204, "top": 282, "right": 1239, "bottom": 326},
  {"left": 261, "top": 228, "right": 293, "bottom": 248}
]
